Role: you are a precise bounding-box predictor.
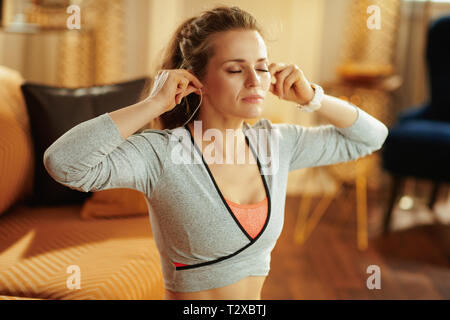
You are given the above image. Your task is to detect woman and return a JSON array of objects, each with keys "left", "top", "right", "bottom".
[{"left": 43, "top": 6, "right": 388, "bottom": 300}]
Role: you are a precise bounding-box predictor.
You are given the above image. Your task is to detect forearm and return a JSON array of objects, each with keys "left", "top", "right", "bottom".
[
  {"left": 109, "top": 98, "right": 166, "bottom": 140},
  {"left": 314, "top": 94, "right": 358, "bottom": 128}
]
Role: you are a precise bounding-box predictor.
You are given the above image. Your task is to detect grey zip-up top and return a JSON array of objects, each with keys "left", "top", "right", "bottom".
[{"left": 43, "top": 104, "right": 388, "bottom": 292}]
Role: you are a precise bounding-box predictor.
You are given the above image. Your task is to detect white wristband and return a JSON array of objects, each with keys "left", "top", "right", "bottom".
[{"left": 296, "top": 83, "right": 324, "bottom": 112}]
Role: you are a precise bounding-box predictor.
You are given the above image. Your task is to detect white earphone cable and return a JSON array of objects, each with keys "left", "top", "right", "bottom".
[{"left": 181, "top": 87, "right": 202, "bottom": 127}]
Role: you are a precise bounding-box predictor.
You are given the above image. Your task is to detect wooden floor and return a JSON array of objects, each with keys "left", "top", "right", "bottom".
[{"left": 261, "top": 180, "right": 450, "bottom": 299}]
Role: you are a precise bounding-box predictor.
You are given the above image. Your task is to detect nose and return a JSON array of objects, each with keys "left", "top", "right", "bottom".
[{"left": 245, "top": 69, "right": 262, "bottom": 87}]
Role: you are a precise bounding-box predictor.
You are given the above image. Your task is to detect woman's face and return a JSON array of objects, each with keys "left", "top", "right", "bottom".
[{"left": 201, "top": 29, "right": 271, "bottom": 120}]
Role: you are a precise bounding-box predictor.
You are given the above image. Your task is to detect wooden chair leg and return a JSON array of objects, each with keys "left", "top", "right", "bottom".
[
  {"left": 428, "top": 180, "right": 441, "bottom": 210},
  {"left": 383, "top": 175, "right": 404, "bottom": 235},
  {"left": 293, "top": 193, "right": 312, "bottom": 245}
]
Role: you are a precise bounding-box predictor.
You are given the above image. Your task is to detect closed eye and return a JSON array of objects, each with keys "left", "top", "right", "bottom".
[{"left": 228, "top": 69, "right": 269, "bottom": 73}]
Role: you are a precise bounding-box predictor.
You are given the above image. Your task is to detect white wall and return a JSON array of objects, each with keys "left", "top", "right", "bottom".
[
  {"left": 146, "top": 0, "right": 182, "bottom": 76},
  {"left": 319, "top": 0, "right": 352, "bottom": 84},
  {"left": 123, "top": 0, "right": 150, "bottom": 80}
]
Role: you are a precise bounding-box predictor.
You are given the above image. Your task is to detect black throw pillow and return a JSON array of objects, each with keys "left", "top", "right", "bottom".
[{"left": 20, "top": 77, "right": 150, "bottom": 207}]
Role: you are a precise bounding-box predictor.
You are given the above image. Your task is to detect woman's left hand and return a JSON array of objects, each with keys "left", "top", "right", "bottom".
[{"left": 268, "top": 62, "right": 315, "bottom": 105}]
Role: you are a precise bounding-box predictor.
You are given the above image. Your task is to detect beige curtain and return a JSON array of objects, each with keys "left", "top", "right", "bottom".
[
  {"left": 392, "top": 0, "right": 450, "bottom": 115},
  {"left": 393, "top": 0, "right": 432, "bottom": 115}
]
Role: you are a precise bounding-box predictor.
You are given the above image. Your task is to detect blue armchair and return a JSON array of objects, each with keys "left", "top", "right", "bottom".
[{"left": 381, "top": 15, "right": 450, "bottom": 234}]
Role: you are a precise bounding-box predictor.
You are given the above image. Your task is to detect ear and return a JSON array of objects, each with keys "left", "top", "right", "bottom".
[{"left": 196, "top": 86, "right": 205, "bottom": 96}]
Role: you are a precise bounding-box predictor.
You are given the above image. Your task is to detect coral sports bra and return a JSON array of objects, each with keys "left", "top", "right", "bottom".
[
  {"left": 173, "top": 196, "right": 269, "bottom": 268},
  {"left": 225, "top": 197, "right": 269, "bottom": 240}
]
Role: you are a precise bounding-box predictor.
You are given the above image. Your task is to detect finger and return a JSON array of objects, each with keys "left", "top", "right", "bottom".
[
  {"left": 268, "top": 63, "right": 286, "bottom": 96},
  {"left": 275, "top": 66, "right": 292, "bottom": 97},
  {"left": 185, "top": 84, "right": 201, "bottom": 96},
  {"left": 284, "top": 70, "right": 300, "bottom": 99},
  {"left": 270, "top": 83, "right": 276, "bottom": 95},
  {"left": 268, "top": 62, "right": 284, "bottom": 76},
  {"left": 175, "top": 77, "right": 188, "bottom": 94},
  {"left": 175, "top": 78, "right": 189, "bottom": 104},
  {"left": 268, "top": 63, "right": 282, "bottom": 83},
  {"left": 179, "top": 85, "right": 199, "bottom": 102},
  {"left": 269, "top": 75, "right": 277, "bottom": 95},
  {"left": 176, "top": 77, "right": 189, "bottom": 90},
  {"left": 177, "top": 82, "right": 202, "bottom": 104},
  {"left": 175, "top": 92, "right": 182, "bottom": 105},
  {"left": 180, "top": 69, "right": 204, "bottom": 89}
]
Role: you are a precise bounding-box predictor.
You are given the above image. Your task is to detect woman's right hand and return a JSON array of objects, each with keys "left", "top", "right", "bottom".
[{"left": 146, "top": 69, "right": 203, "bottom": 113}]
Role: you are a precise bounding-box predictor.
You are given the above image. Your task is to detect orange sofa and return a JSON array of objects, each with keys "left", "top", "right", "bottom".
[{"left": 0, "top": 66, "right": 165, "bottom": 300}]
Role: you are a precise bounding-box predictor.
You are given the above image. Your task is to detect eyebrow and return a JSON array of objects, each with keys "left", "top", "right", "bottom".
[{"left": 222, "top": 58, "right": 268, "bottom": 65}]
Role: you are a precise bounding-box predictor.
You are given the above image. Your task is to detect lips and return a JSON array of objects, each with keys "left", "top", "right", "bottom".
[
  {"left": 243, "top": 94, "right": 263, "bottom": 99},
  {"left": 242, "top": 94, "right": 264, "bottom": 103}
]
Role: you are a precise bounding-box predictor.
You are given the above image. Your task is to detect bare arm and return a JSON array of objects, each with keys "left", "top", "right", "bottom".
[{"left": 109, "top": 98, "right": 166, "bottom": 140}]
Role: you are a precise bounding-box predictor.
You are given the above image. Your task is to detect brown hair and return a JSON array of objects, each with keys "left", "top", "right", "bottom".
[{"left": 142, "top": 5, "right": 268, "bottom": 130}]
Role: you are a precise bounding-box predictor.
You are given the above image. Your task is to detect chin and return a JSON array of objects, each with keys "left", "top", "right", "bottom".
[
  {"left": 223, "top": 103, "right": 263, "bottom": 121},
  {"left": 243, "top": 107, "right": 264, "bottom": 119}
]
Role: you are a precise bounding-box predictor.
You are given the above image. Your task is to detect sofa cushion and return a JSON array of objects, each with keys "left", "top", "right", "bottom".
[
  {"left": 0, "top": 205, "right": 164, "bottom": 300},
  {"left": 80, "top": 189, "right": 149, "bottom": 220},
  {"left": 0, "top": 66, "right": 34, "bottom": 216},
  {"left": 20, "top": 77, "right": 149, "bottom": 207}
]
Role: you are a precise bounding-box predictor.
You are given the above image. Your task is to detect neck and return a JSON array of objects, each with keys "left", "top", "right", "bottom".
[{"left": 187, "top": 106, "right": 248, "bottom": 165}]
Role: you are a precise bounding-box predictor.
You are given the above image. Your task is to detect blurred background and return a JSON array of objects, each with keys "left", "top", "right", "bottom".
[{"left": 0, "top": 0, "right": 449, "bottom": 300}]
